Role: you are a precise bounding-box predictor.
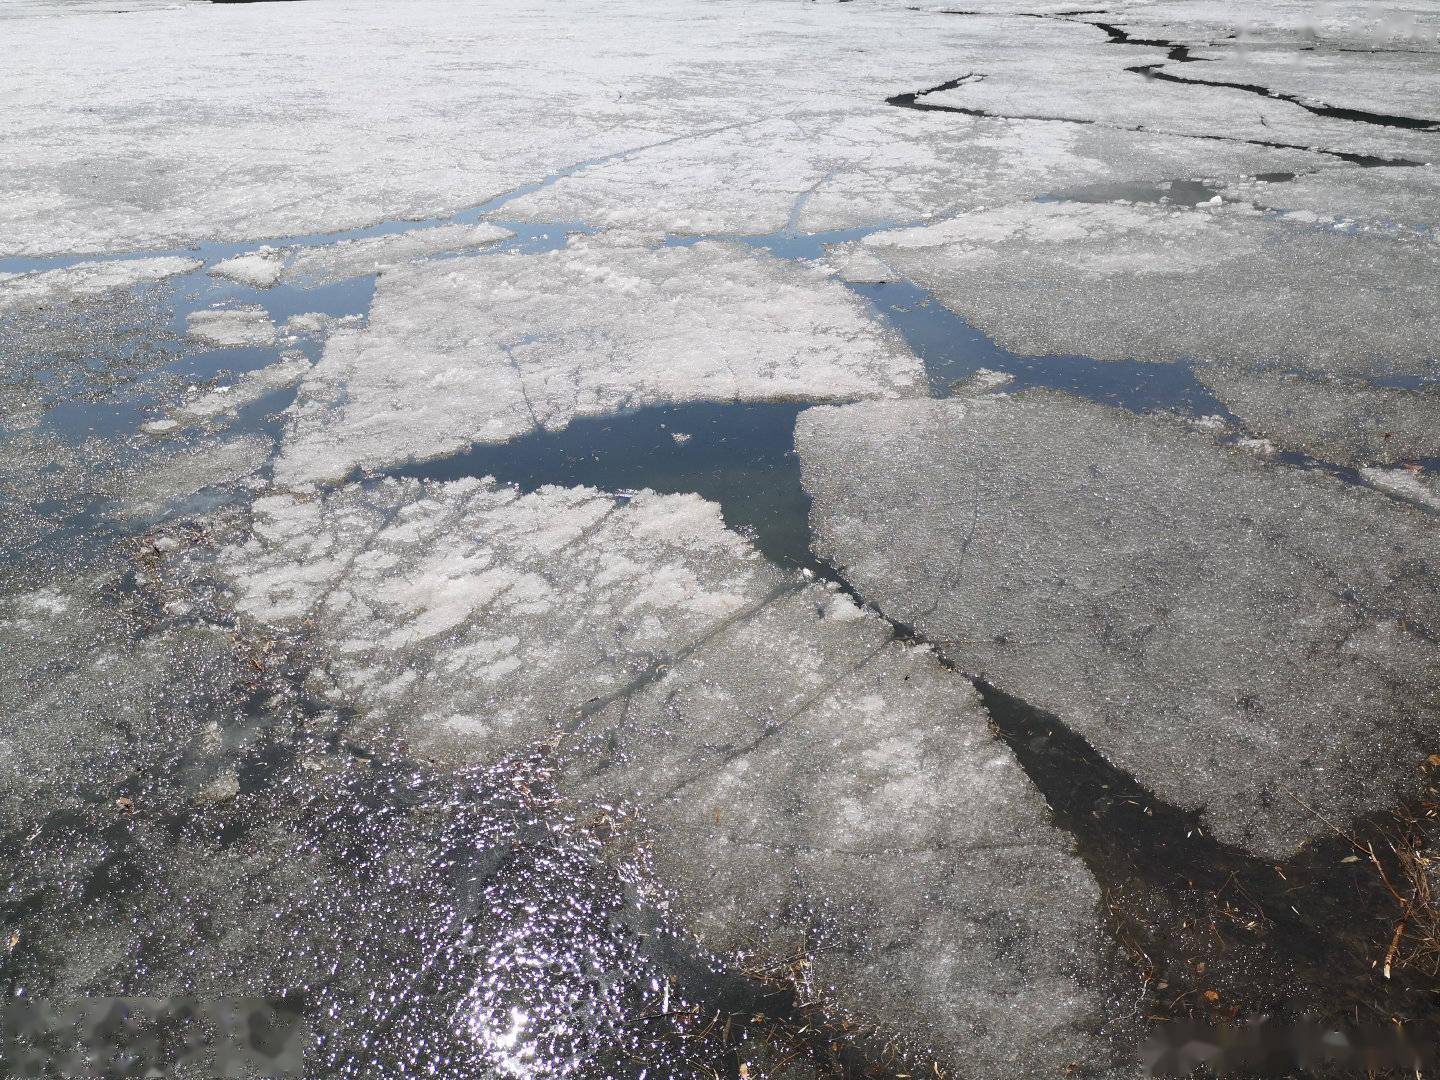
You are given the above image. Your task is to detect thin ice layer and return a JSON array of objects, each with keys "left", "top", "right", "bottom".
[
  {"left": 1196, "top": 366, "right": 1440, "bottom": 467},
  {"left": 0, "top": 579, "right": 701, "bottom": 1077},
  {"left": 275, "top": 240, "right": 924, "bottom": 485},
  {"left": 172, "top": 477, "right": 1112, "bottom": 1076},
  {"left": 117, "top": 434, "right": 273, "bottom": 521},
  {"left": 0, "top": 582, "right": 241, "bottom": 832},
  {"left": 863, "top": 198, "right": 1440, "bottom": 378},
  {"left": 798, "top": 393, "right": 1440, "bottom": 859}
]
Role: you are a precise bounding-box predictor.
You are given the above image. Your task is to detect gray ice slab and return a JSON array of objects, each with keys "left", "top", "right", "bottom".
[
  {"left": 798, "top": 392, "right": 1440, "bottom": 859},
  {"left": 163, "top": 477, "right": 1115, "bottom": 1076},
  {"left": 864, "top": 199, "right": 1440, "bottom": 379},
  {"left": 1197, "top": 365, "right": 1440, "bottom": 467}
]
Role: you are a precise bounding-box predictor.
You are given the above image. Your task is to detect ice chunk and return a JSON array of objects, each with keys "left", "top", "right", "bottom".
[
  {"left": 275, "top": 240, "right": 924, "bottom": 485},
  {"left": 283, "top": 311, "right": 362, "bottom": 339},
  {"left": 0, "top": 256, "right": 199, "bottom": 308},
  {"left": 167, "top": 478, "right": 1112, "bottom": 1075},
  {"left": 170, "top": 354, "right": 312, "bottom": 427},
  {"left": 210, "top": 250, "right": 284, "bottom": 288},
  {"left": 1362, "top": 466, "right": 1440, "bottom": 510},
  {"left": 865, "top": 199, "right": 1440, "bottom": 379},
  {"left": 1197, "top": 366, "right": 1440, "bottom": 467},
  {"left": 186, "top": 306, "right": 277, "bottom": 349},
  {"left": 281, "top": 223, "right": 513, "bottom": 286},
  {"left": 798, "top": 392, "right": 1440, "bottom": 858},
  {"left": 823, "top": 244, "right": 896, "bottom": 284}
]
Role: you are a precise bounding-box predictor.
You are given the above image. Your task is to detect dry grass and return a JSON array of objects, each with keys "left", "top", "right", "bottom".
[{"left": 1376, "top": 756, "right": 1440, "bottom": 983}]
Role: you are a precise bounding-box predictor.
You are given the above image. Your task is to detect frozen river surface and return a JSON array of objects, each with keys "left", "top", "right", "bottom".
[{"left": 2, "top": 0, "right": 1439, "bottom": 1076}]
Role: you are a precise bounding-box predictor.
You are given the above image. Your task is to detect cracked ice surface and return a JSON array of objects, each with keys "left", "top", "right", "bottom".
[
  {"left": 0, "top": 0, "right": 1371, "bottom": 259},
  {"left": 798, "top": 392, "right": 1440, "bottom": 859},
  {"left": 862, "top": 198, "right": 1440, "bottom": 378},
  {"left": 169, "top": 477, "right": 1111, "bottom": 1076},
  {"left": 1196, "top": 366, "right": 1440, "bottom": 467},
  {"left": 275, "top": 239, "right": 924, "bottom": 485},
  {"left": 909, "top": 20, "right": 1432, "bottom": 162}
]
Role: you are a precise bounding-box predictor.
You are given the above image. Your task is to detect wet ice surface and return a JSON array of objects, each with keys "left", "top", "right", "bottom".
[
  {"left": 159, "top": 477, "right": 1114, "bottom": 1077},
  {"left": 798, "top": 392, "right": 1440, "bottom": 860},
  {"left": 5, "top": 0, "right": 1440, "bottom": 1073}
]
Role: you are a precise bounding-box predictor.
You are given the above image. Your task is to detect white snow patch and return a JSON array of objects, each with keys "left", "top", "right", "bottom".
[{"left": 210, "top": 251, "right": 284, "bottom": 288}]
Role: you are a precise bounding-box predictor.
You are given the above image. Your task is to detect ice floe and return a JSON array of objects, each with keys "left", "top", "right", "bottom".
[
  {"left": 275, "top": 239, "right": 924, "bottom": 485},
  {"left": 162, "top": 477, "right": 1114, "bottom": 1075},
  {"left": 186, "top": 306, "right": 278, "bottom": 349},
  {"left": 210, "top": 250, "right": 284, "bottom": 288},
  {"left": 168, "top": 355, "right": 312, "bottom": 429},
  {"left": 798, "top": 392, "right": 1440, "bottom": 859}
]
